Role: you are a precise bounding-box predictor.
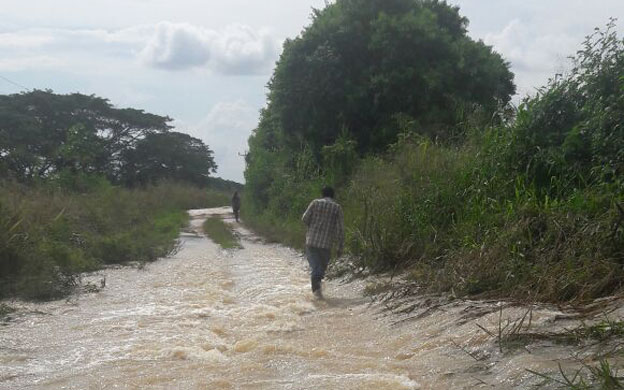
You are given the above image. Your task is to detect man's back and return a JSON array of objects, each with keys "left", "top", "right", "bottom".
[
  {"left": 302, "top": 197, "right": 344, "bottom": 251},
  {"left": 231, "top": 193, "right": 241, "bottom": 209},
  {"left": 302, "top": 187, "right": 344, "bottom": 297}
]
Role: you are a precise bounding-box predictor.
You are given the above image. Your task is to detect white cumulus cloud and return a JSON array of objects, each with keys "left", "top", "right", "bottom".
[
  {"left": 0, "top": 23, "right": 280, "bottom": 75},
  {"left": 485, "top": 20, "right": 576, "bottom": 74},
  {"left": 484, "top": 19, "right": 579, "bottom": 98},
  {"left": 140, "top": 23, "right": 212, "bottom": 70},
  {"left": 140, "top": 22, "right": 280, "bottom": 74}
]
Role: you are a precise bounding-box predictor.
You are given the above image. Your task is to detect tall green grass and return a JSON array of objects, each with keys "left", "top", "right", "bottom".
[
  {"left": 344, "top": 135, "right": 624, "bottom": 302},
  {"left": 243, "top": 132, "right": 624, "bottom": 303},
  {"left": 202, "top": 217, "right": 242, "bottom": 249},
  {"left": 242, "top": 23, "right": 624, "bottom": 303},
  {"left": 0, "top": 179, "right": 230, "bottom": 300}
]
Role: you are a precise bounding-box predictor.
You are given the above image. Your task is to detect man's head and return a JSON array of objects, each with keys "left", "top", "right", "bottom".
[{"left": 321, "top": 186, "right": 334, "bottom": 198}]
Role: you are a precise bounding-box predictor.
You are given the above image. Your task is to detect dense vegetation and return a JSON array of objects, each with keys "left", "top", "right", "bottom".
[
  {"left": 0, "top": 181, "right": 228, "bottom": 300},
  {"left": 244, "top": 0, "right": 514, "bottom": 246},
  {"left": 0, "top": 91, "right": 231, "bottom": 300},
  {"left": 245, "top": 0, "right": 514, "bottom": 219},
  {"left": 244, "top": 0, "right": 624, "bottom": 303}
]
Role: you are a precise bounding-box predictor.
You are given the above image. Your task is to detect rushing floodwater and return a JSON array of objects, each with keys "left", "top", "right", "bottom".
[{"left": 1, "top": 207, "right": 622, "bottom": 389}]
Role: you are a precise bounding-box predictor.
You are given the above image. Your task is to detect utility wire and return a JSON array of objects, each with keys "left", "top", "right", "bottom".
[{"left": 0, "top": 74, "right": 30, "bottom": 91}]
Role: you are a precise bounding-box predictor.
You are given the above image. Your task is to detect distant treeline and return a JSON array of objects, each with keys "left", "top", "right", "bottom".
[
  {"left": 0, "top": 90, "right": 217, "bottom": 187},
  {"left": 243, "top": 0, "right": 624, "bottom": 303},
  {"left": 206, "top": 177, "right": 244, "bottom": 193}
]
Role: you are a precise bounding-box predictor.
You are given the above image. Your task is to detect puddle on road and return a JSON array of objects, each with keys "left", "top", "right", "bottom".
[{"left": 1, "top": 207, "right": 622, "bottom": 389}]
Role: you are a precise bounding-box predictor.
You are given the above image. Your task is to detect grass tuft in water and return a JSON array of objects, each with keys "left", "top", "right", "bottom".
[
  {"left": 202, "top": 217, "right": 242, "bottom": 249},
  {"left": 528, "top": 360, "right": 623, "bottom": 389},
  {"left": 0, "top": 303, "right": 16, "bottom": 320}
]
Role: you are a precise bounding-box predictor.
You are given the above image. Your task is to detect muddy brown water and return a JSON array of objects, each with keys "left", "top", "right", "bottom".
[{"left": 1, "top": 207, "right": 622, "bottom": 389}]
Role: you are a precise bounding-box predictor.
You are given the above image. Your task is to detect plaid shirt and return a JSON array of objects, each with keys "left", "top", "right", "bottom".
[{"left": 302, "top": 197, "right": 344, "bottom": 251}]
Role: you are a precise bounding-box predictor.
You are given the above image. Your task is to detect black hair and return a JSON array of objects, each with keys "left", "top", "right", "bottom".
[{"left": 321, "top": 186, "right": 334, "bottom": 198}]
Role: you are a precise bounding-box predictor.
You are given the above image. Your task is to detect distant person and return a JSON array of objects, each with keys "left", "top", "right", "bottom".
[
  {"left": 231, "top": 191, "right": 241, "bottom": 222},
  {"left": 302, "top": 186, "right": 344, "bottom": 298}
]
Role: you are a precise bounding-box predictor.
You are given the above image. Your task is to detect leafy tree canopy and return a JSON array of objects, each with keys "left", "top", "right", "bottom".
[
  {"left": 0, "top": 90, "right": 218, "bottom": 187},
  {"left": 245, "top": 0, "right": 516, "bottom": 210},
  {"left": 122, "top": 132, "right": 217, "bottom": 186},
  {"left": 263, "top": 0, "right": 515, "bottom": 155}
]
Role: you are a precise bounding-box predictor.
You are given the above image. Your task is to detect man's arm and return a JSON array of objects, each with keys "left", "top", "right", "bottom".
[
  {"left": 302, "top": 200, "right": 315, "bottom": 226},
  {"left": 335, "top": 206, "right": 345, "bottom": 257}
]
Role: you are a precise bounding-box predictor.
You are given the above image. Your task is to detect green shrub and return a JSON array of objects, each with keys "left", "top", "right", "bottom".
[
  {"left": 0, "top": 178, "right": 230, "bottom": 300},
  {"left": 501, "top": 21, "right": 624, "bottom": 198},
  {"left": 345, "top": 127, "right": 623, "bottom": 299}
]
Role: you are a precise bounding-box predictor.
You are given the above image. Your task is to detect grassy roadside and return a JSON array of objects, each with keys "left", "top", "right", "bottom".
[
  {"left": 202, "top": 216, "right": 242, "bottom": 249},
  {"left": 239, "top": 211, "right": 305, "bottom": 250},
  {"left": 0, "top": 180, "right": 231, "bottom": 300},
  {"left": 243, "top": 135, "right": 624, "bottom": 304}
]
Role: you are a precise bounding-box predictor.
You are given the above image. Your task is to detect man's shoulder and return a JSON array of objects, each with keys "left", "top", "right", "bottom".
[{"left": 317, "top": 197, "right": 341, "bottom": 208}]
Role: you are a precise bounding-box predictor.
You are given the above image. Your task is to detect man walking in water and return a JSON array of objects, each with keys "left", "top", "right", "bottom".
[
  {"left": 302, "top": 186, "right": 344, "bottom": 298},
  {"left": 231, "top": 191, "right": 241, "bottom": 222}
]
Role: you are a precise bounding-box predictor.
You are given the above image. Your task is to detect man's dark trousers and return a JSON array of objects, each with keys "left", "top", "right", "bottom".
[{"left": 306, "top": 246, "right": 330, "bottom": 292}]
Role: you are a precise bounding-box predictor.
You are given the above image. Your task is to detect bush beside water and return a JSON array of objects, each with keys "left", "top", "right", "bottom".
[
  {"left": 0, "top": 179, "right": 229, "bottom": 300},
  {"left": 244, "top": 23, "right": 624, "bottom": 303}
]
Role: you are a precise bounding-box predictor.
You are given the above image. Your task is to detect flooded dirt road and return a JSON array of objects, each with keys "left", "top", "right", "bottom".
[{"left": 1, "top": 207, "right": 622, "bottom": 389}]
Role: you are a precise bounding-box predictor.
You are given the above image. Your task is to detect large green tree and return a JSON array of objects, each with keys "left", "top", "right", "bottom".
[
  {"left": 0, "top": 90, "right": 172, "bottom": 182},
  {"left": 263, "top": 0, "right": 515, "bottom": 155},
  {"left": 121, "top": 132, "right": 217, "bottom": 186},
  {"left": 245, "top": 0, "right": 516, "bottom": 212}
]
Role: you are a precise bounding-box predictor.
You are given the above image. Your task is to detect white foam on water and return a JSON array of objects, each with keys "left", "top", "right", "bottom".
[
  {"left": 161, "top": 346, "right": 229, "bottom": 362},
  {"left": 306, "top": 373, "right": 421, "bottom": 390},
  {"left": 265, "top": 320, "right": 304, "bottom": 333}
]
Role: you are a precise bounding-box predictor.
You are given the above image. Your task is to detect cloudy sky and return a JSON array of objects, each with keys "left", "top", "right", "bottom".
[{"left": 1, "top": 1, "right": 623, "bottom": 182}]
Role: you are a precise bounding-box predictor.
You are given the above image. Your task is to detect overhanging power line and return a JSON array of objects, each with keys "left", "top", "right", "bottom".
[{"left": 0, "top": 74, "right": 30, "bottom": 91}]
